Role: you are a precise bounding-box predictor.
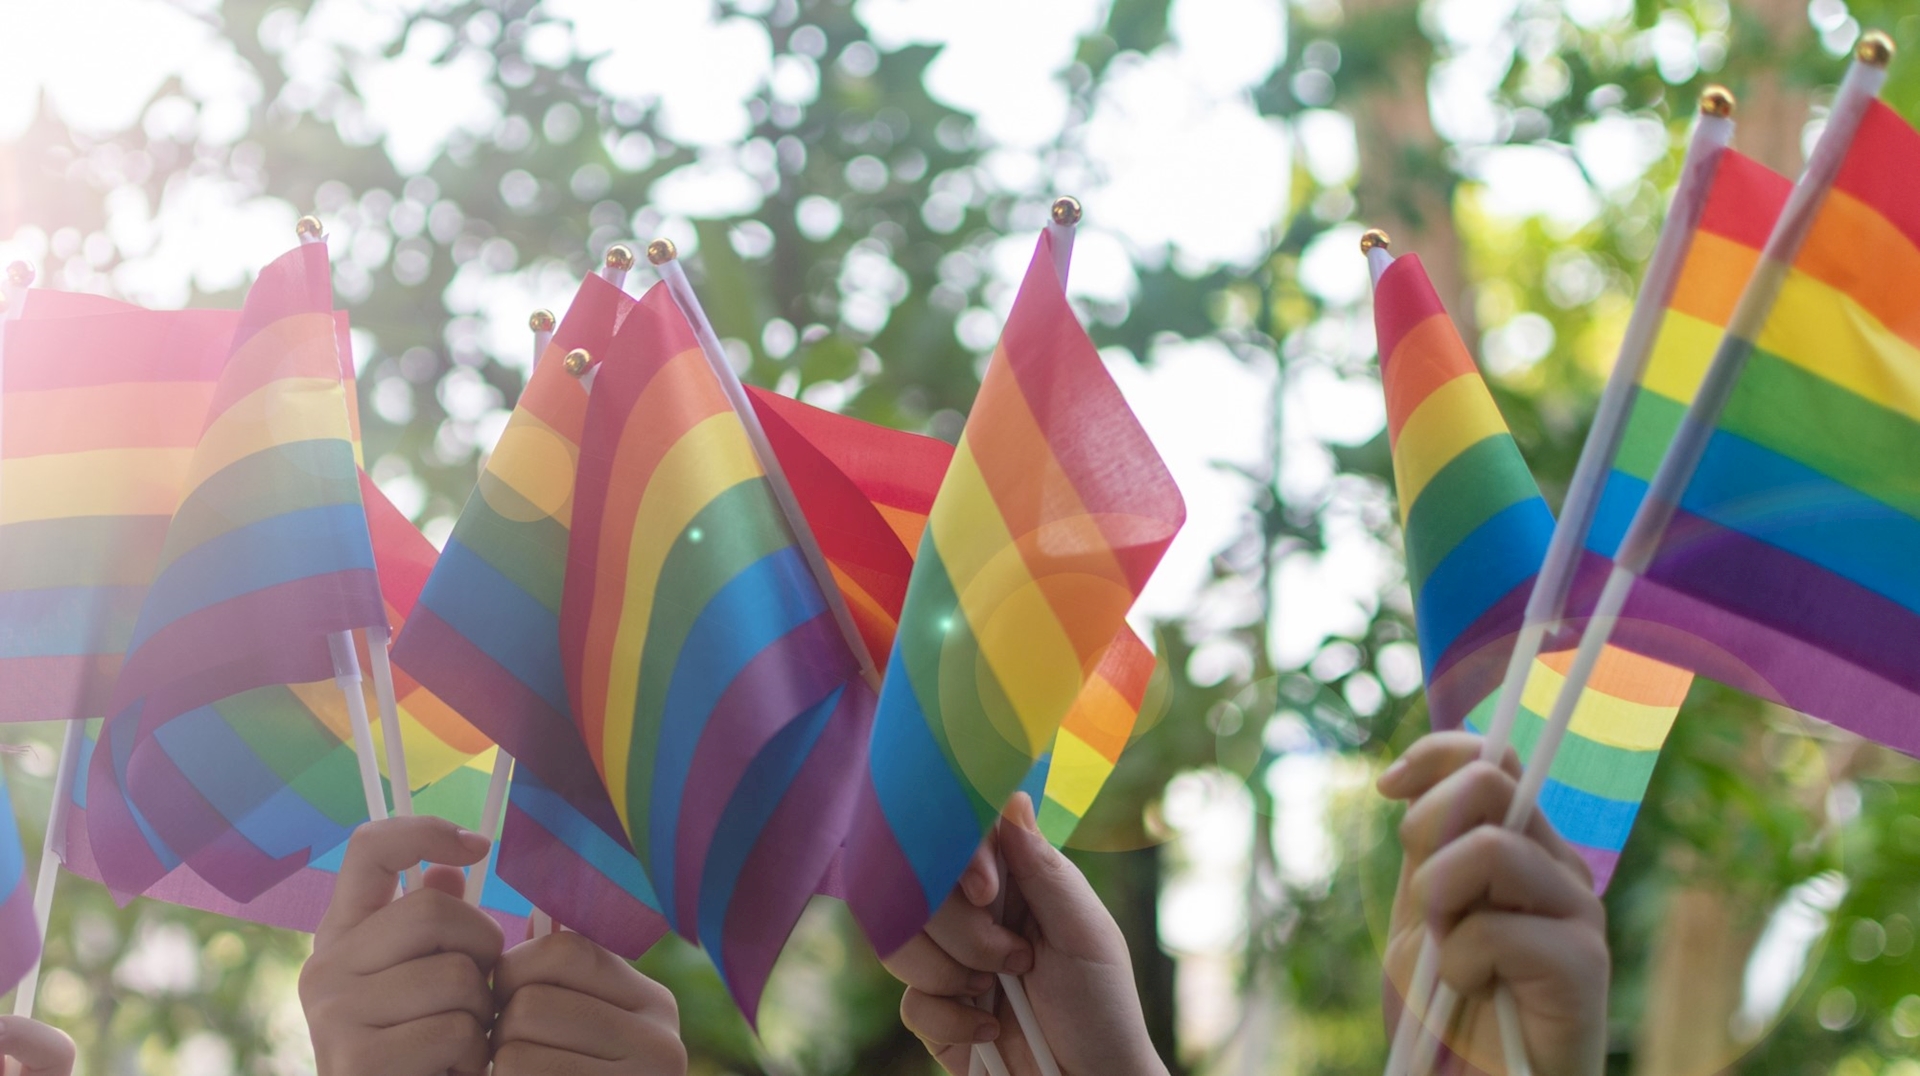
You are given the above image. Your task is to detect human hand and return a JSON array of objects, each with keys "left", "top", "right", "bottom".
[
  {"left": 490, "top": 929, "right": 685, "bottom": 1075},
  {"left": 299, "top": 816, "right": 503, "bottom": 1076},
  {"left": 882, "top": 793, "right": 1166, "bottom": 1076},
  {"left": 0, "top": 1015, "right": 75, "bottom": 1076},
  {"left": 1378, "top": 732, "right": 1609, "bottom": 1076}
]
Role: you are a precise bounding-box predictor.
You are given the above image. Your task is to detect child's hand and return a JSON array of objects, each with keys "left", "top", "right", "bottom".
[
  {"left": 299, "top": 817, "right": 503, "bottom": 1076},
  {"left": 490, "top": 931, "right": 686, "bottom": 1075},
  {"left": 882, "top": 794, "right": 1167, "bottom": 1076},
  {"left": 1378, "top": 732, "right": 1609, "bottom": 1076},
  {"left": 0, "top": 1015, "right": 75, "bottom": 1076}
]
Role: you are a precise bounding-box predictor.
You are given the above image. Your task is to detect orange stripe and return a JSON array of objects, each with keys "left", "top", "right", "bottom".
[
  {"left": 203, "top": 312, "right": 340, "bottom": 424},
  {"left": 577, "top": 347, "right": 728, "bottom": 761},
  {"left": 516, "top": 343, "right": 592, "bottom": 451},
  {"left": 1536, "top": 646, "right": 1692, "bottom": 707},
  {"left": 876, "top": 504, "right": 930, "bottom": 559},
  {"left": 4, "top": 382, "right": 214, "bottom": 457},
  {"left": 1667, "top": 231, "right": 1762, "bottom": 330},
  {"left": 1383, "top": 313, "right": 1476, "bottom": 447},
  {"left": 1793, "top": 187, "right": 1920, "bottom": 352},
  {"left": 399, "top": 688, "right": 493, "bottom": 755}
]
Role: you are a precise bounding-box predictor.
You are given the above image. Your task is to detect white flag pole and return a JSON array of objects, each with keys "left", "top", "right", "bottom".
[
  {"left": 366, "top": 627, "right": 415, "bottom": 823},
  {"left": 643, "top": 239, "right": 883, "bottom": 692},
  {"left": 1379, "top": 84, "right": 1740, "bottom": 1076},
  {"left": 463, "top": 306, "right": 554, "bottom": 910}
]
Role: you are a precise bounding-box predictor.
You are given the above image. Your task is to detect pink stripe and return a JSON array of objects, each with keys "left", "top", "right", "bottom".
[
  {"left": 717, "top": 680, "right": 874, "bottom": 1023},
  {"left": 496, "top": 805, "right": 669, "bottom": 958},
  {"left": 842, "top": 772, "right": 931, "bottom": 958},
  {"left": 672, "top": 614, "right": 851, "bottom": 939},
  {"left": 81, "top": 733, "right": 176, "bottom": 898},
  {"left": 0, "top": 654, "right": 118, "bottom": 724},
  {"left": 1575, "top": 844, "right": 1622, "bottom": 894},
  {"left": 0, "top": 875, "right": 38, "bottom": 995}
]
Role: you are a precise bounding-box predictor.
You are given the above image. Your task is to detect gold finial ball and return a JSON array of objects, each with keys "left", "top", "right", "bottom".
[
  {"left": 295, "top": 215, "right": 324, "bottom": 240},
  {"left": 5, "top": 261, "right": 34, "bottom": 288},
  {"left": 1699, "top": 85, "right": 1735, "bottom": 119},
  {"left": 646, "top": 238, "right": 677, "bottom": 266},
  {"left": 1857, "top": 29, "right": 1895, "bottom": 67},
  {"left": 604, "top": 244, "right": 636, "bottom": 272},
  {"left": 1359, "top": 228, "right": 1392, "bottom": 255},
  {"left": 1050, "top": 196, "right": 1083, "bottom": 226},
  {"left": 562, "top": 348, "right": 592, "bottom": 376},
  {"left": 528, "top": 309, "right": 556, "bottom": 333}
]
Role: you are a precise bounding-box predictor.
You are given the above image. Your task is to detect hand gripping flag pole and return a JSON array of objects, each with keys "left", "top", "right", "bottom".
[{"left": 1380, "top": 85, "right": 1743, "bottom": 1076}]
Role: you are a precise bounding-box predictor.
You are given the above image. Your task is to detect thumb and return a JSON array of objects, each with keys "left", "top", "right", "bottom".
[
  {"left": 0, "top": 1016, "right": 76, "bottom": 1076},
  {"left": 997, "top": 794, "right": 1120, "bottom": 962}
]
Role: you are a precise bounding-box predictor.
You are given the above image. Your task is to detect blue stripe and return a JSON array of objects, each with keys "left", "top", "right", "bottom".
[
  {"left": 151, "top": 708, "right": 354, "bottom": 860},
  {"left": 869, "top": 665, "right": 990, "bottom": 914},
  {"left": 1535, "top": 779, "right": 1639, "bottom": 852},
  {"left": 1020, "top": 752, "right": 1052, "bottom": 809},
  {"left": 1415, "top": 497, "right": 1553, "bottom": 675},
  {"left": 1585, "top": 470, "right": 1647, "bottom": 561},
  {"left": 0, "top": 585, "right": 144, "bottom": 658},
  {"left": 508, "top": 767, "right": 661, "bottom": 912},
  {"left": 695, "top": 685, "right": 841, "bottom": 985},
  {"left": 416, "top": 539, "right": 570, "bottom": 716},
  {"left": 0, "top": 770, "right": 24, "bottom": 891},
  {"left": 648, "top": 547, "right": 826, "bottom": 927},
  {"left": 129, "top": 503, "right": 378, "bottom": 651},
  {"left": 1679, "top": 430, "right": 1920, "bottom": 615}
]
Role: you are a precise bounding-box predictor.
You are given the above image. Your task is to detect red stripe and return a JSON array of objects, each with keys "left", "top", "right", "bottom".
[
  {"left": 1372, "top": 253, "right": 1451, "bottom": 374},
  {"left": 3, "top": 309, "right": 235, "bottom": 392},
  {"left": 1834, "top": 101, "right": 1920, "bottom": 253},
  {"left": 360, "top": 471, "right": 435, "bottom": 616},
  {"left": 1698, "top": 149, "right": 1792, "bottom": 249},
  {"left": 745, "top": 385, "right": 954, "bottom": 516}
]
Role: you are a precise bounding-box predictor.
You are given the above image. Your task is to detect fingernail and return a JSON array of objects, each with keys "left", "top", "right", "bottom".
[
  {"left": 1377, "top": 757, "right": 1409, "bottom": 791},
  {"left": 967, "top": 971, "right": 996, "bottom": 995},
  {"left": 974, "top": 1017, "right": 1001, "bottom": 1043},
  {"left": 1003, "top": 947, "right": 1033, "bottom": 976},
  {"left": 960, "top": 869, "right": 989, "bottom": 907}
]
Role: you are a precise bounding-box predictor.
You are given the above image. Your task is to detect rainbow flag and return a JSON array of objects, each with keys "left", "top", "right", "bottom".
[
  {"left": 843, "top": 230, "right": 1184, "bottom": 954},
  {"left": 59, "top": 725, "right": 530, "bottom": 939},
  {"left": 560, "top": 282, "right": 870, "bottom": 1017},
  {"left": 0, "top": 304, "right": 237, "bottom": 722},
  {"left": 392, "top": 272, "right": 668, "bottom": 959},
  {"left": 746, "top": 385, "right": 955, "bottom": 661},
  {"left": 1376, "top": 251, "right": 1692, "bottom": 888},
  {"left": 1604, "top": 100, "right": 1920, "bottom": 757},
  {"left": 1036, "top": 627, "right": 1155, "bottom": 846},
  {"left": 84, "top": 243, "right": 385, "bottom": 901},
  {"left": 0, "top": 765, "right": 34, "bottom": 995}
]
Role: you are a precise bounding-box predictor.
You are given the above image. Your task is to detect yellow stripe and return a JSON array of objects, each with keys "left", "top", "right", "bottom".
[
  {"left": 1041, "top": 727, "right": 1112, "bottom": 818},
  {"left": 185, "top": 376, "right": 352, "bottom": 490},
  {"left": 930, "top": 442, "right": 1089, "bottom": 755},
  {"left": 1520, "top": 654, "right": 1680, "bottom": 752},
  {"left": 1, "top": 447, "right": 193, "bottom": 523},
  {"left": 1640, "top": 308, "right": 1725, "bottom": 406},
  {"left": 601, "top": 414, "right": 763, "bottom": 827},
  {"left": 1755, "top": 269, "right": 1920, "bottom": 426},
  {"left": 1392, "top": 374, "right": 1508, "bottom": 510},
  {"left": 481, "top": 406, "right": 580, "bottom": 526}
]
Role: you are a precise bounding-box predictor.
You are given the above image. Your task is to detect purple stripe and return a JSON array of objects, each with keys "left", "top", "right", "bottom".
[
  {"left": 1574, "top": 844, "right": 1622, "bottom": 893},
  {"left": 0, "top": 653, "right": 118, "bottom": 724},
  {"left": 673, "top": 614, "right": 851, "bottom": 940},
  {"left": 122, "top": 721, "right": 309, "bottom": 902},
  {"left": 398, "top": 606, "right": 629, "bottom": 841},
  {"left": 110, "top": 571, "right": 384, "bottom": 716},
  {"left": 1424, "top": 578, "right": 1537, "bottom": 731},
  {"left": 0, "top": 873, "right": 37, "bottom": 995},
  {"left": 717, "top": 680, "right": 874, "bottom": 1023},
  {"left": 63, "top": 804, "right": 334, "bottom": 928},
  {"left": 82, "top": 731, "right": 176, "bottom": 898},
  {"left": 843, "top": 769, "right": 932, "bottom": 957},
  {"left": 497, "top": 804, "right": 669, "bottom": 958}
]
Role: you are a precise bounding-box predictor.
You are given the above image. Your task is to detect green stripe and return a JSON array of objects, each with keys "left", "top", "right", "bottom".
[
  {"left": 1404, "top": 436, "right": 1541, "bottom": 597},
  {"left": 894, "top": 532, "right": 1031, "bottom": 827},
  {"left": 449, "top": 482, "right": 571, "bottom": 615},
  {"left": 0, "top": 515, "right": 169, "bottom": 590},
  {"left": 155, "top": 440, "right": 362, "bottom": 573},
  {"left": 215, "top": 686, "right": 368, "bottom": 826},
  {"left": 623, "top": 478, "right": 792, "bottom": 861},
  {"left": 412, "top": 765, "right": 488, "bottom": 828},
  {"left": 1464, "top": 698, "right": 1661, "bottom": 803},
  {"left": 1037, "top": 797, "right": 1081, "bottom": 847},
  {"left": 1615, "top": 387, "right": 1686, "bottom": 481},
  {"left": 1719, "top": 349, "right": 1920, "bottom": 523}
]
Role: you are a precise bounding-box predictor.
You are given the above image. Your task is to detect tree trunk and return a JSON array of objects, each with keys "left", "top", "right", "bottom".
[
  {"left": 1729, "top": 0, "right": 1814, "bottom": 177},
  {"left": 1631, "top": 884, "right": 1758, "bottom": 1076}
]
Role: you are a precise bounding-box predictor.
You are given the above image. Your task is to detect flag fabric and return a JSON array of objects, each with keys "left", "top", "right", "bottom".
[
  {"left": 1036, "top": 627, "right": 1155, "bottom": 847},
  {"left": 0, "top": 765, "right": 35, "bottom": 995},
  {"left": 392, "top": 272, "right": 669, "bottom": 961},
  {"left": 1592, "top": 100, "right": 1920, "bottom": 758},
  {"left": 745, "top": 385, "right": 955, "bottom": 662},
  {"left": 843, "top": 230, "right": 1184, "bottom": 955},
  {"left": 0, "top": 304, "right": 238, "bottom": 722},
  {"left": 59, "top": 724, "right": 530, "bottom": 938},
  {"left": 560, "top": 282, "right": 871, "bottom": 1017},
  {"left": 84, "top": 243, "right": 386, "bottom": 902},
  {"left": 1376, "top": 252, "right": 1693, "bottom": 889}
]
